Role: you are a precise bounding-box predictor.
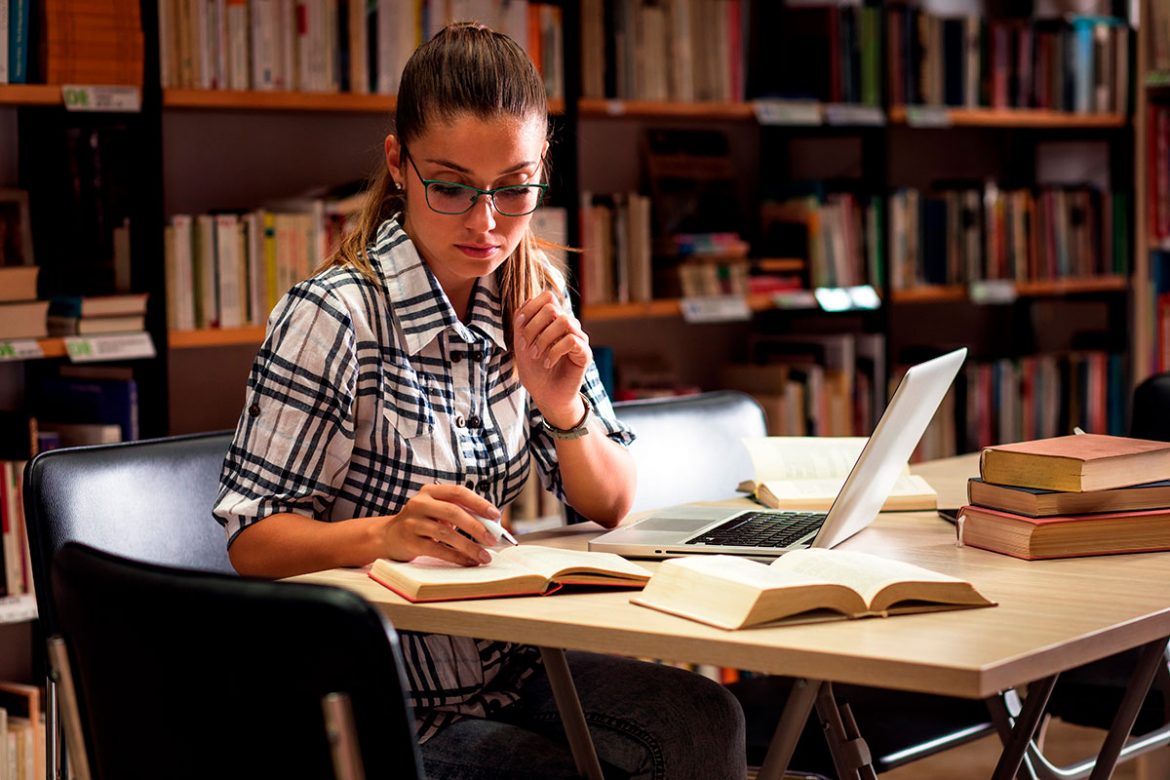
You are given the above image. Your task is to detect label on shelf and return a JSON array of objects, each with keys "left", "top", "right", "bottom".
[
  {"left": 680, "top": 295, "right": 752, "bottom": 323},
  {"left": 0, "top": 594, "right": 38, "bottom": 624},
  {"left": 968, "top": 279, "right": 1018, "bottom": 305},
  {"left": 824, "top": 104, "right": 885, "bottom": 126},
  {"left": 815, "top": 285, "right": 881, "bottom": 312},
  {"left": 604, "top": 99, "right": 626, "bottom": 116},
  {"left": 771, "top": 290, "right": 819, "bottom": 309},
  {"left": 65, "top": 332, "right": 156, "bottom": 362},
  {"left": 753, "top": 99, "right": 822, "bottom": 126},
  {"left": 0, "top": 339, "right": 45, "bottom": 361},
  {"left": 904, "top": 106, "right": 952, "bottom": 128},
  {"left": 61, "top": 85, "right": 142, "bottom": 113}
]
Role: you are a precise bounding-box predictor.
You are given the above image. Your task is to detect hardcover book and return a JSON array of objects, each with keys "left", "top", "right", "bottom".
[
  {"left": 369, "top": 545, "right": 651, "bottom": 603},
  {"left": 968, "top": 477, "right": 1170, "bottom": 517},
  {"left": 630, "top": 548, "right": 993, "bottom": 630},
  {"left": 980, "top": 434, "right": 1170, "bottom": 492},
  {"left": 958, "top": 504, "right": 1170, "bottom": 560}
]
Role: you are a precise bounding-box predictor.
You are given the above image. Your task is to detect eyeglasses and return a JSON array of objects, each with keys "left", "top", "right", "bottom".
[{"left": 403, "top": 151, "right": 548, "bottom": 217}]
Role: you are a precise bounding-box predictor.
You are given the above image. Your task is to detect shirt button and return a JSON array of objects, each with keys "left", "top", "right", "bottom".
[
  {"left": 471, "top": 350, "right": 484, "bottom": 362},
  {"left": 476, "top": 481, "right": 490, "bottom": 494},
  {"left": 467, "top": 415, "right": 482, "bottom": 429},
  {"left": 455, "top": 415, "right": 466, "bottom": 428},
  {"left": 451, "top": 351, "right": 463, "bottom": 363},
  {"left": 465, "top": 479, "right": 475, "bottom": 489},
  {"left": 248, "top": 403, "right": 260, "bottom": 417}
]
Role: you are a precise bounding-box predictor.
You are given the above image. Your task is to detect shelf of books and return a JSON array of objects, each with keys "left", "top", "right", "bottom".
[
  {"left": 169, "top": 326, "right": 267, "bottom": 349},
  {"left": 163, "top": 89, "right": 396, "bottom": 113},
  {"left": 578, "top": 99, "right": 755, "bottom": 121},
  {"left": 888, "top": 106, "right": 1128, "bottom": 129},
  {"left": 581, "top": 293, "right": 783, "bottom": 323},
  {"left": 892, "top": 276, "right": 1129, "bottom": 304},
  {"left": 163, "top": 90, "right": 565, "bottom": 116}
]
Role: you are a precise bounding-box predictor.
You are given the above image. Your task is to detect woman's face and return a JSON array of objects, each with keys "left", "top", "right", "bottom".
[{"left": 388, "top": 113, "right": 548, "bottom": 302}]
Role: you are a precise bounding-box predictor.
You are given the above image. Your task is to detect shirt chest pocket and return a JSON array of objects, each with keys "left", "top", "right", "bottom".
[{"left": 381, "top": 358, "right": 436, "bottom": 440}]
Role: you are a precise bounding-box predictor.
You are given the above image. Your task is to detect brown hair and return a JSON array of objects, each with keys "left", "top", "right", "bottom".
[{"left": 323, "top": 22, "right": 563, "bottom": 341}]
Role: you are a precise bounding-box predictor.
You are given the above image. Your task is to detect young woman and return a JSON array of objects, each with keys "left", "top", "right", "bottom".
[{"left": 213, "top": 23, "right": 746, "bottom": 780}]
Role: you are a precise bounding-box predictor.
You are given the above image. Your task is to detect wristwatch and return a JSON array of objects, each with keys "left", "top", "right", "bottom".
[{"left": 541, "top": 392, "right": 592, "bottom": 440}]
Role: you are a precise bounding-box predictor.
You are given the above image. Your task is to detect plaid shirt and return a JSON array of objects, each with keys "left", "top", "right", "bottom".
[{"left": 214, "top": 217, "right": 633, "bottom": 742}]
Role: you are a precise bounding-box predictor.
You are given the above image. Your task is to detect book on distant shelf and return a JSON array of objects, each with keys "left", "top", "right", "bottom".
[
  {"left": 46, "top": 313, "right": 146, "bottom": 336},
  {"left": 968, "top": 477, "right": 1170, "bottom": 517},
  {"left": 48, "top": 292, "right": 148, "bottom": 318},
  {"left": 0, "top": 266, "right": 38, "bottom": 302},
  {"left": 369, "top": 545, "right": 652, "bottom": 603},
  {"left": 738, "top": 436, "right": 938, "bottom": 511},
  {"left": 630, "top": 548, "right": 994, "bottom": 630},
  {"left": 958, "top": 504, "right": 1170, "bottom": 560},
  {"left": 0, "top": 300, "right": 49, "bottom": 339},
  {"left": 980, "top": 434, "right": 1170, "bottom": 492}
]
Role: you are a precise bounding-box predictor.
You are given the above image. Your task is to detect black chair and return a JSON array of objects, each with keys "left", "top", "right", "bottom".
[
  {"left": 610, "top": 391, "right": 994, "bottom": 777},
  {"left": 21, "top": 431, "right": 236, "bottom": 778},
  {"left": 49, "top": 541, "right": 422, "bottom": 779},
  {"left": 1131, "top": 372, "right": 1170, "bottom": 443}
]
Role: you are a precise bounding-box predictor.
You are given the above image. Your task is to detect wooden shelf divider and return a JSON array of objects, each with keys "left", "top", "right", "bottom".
[
  {"left": 0, "top": 84, "right": 64, "bottom": 106},
  {"left": 892, "top": 276, "right": 1128, "bottom": 303},
  {"left": 581, "top": 293, "right": 781, "bottom": 321},
  {"left": 889, "top": 105, "right": 1127, "bottom": 128},
  {"left": 169, "top": 326, "right": 267, "bottom": 349},
  {"left": 164, "top": 90, "right": 565, "bottom": 115},
  {"left": 578, "top": 98, "right": 755, "bottom": 121}
]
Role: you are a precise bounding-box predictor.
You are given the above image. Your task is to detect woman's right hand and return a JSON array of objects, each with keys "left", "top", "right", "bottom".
[{"left": 382, "top": 484, "right": 501, "bottom": 566}]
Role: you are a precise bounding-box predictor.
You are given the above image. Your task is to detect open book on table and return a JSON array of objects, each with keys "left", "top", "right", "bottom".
[
  {"left": 739, "top": 436, "right": 938, "bottom": 511},
  {"left": 630, "top": 548, "right": 994, "bottom": 630},
  {"left": 369, "top": 545, "right": 652, "bottom": 603}
]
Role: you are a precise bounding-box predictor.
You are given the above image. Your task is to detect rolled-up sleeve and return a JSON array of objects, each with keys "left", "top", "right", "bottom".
[{"left": 213, "top": 281, "right": 358, "bottom": 547}]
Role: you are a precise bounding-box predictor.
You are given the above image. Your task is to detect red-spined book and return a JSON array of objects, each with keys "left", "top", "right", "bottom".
[
  {"left": 958, "top": 504, "right": 1170, "bottom": 560},
  {"left": 368, "top": 545, "right": 650, "bottom": 603}
]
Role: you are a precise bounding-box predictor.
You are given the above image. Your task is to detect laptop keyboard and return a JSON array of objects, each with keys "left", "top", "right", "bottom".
[{"left": 684, "top": 511, "right": 826, "bottom": 549}]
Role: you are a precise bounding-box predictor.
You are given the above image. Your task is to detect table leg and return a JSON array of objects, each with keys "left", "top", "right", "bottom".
[
  {"left": 991, "top": 676, "right": 1058, "bottom": 780},
  {"left": 757, "top": 678, "right": 822, "bottom": 780},
  {"left": 1087, "top": 639, "right": 1168, "bottom": 780},
  {"left": 538, "top": 647, "right": 604, "bottom": 780}
]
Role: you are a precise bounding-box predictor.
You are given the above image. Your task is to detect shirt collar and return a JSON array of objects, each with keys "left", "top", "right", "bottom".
[{"left": 370, "top": 218, "right": 508, "bottom": 356}]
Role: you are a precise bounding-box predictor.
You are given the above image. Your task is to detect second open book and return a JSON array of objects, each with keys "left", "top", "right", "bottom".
[
  {"left": 631, "top": 548, "right": 994, "bottom": 629},
  {"left": 740, "top": 436, "right": 938, "bottom": 511}
]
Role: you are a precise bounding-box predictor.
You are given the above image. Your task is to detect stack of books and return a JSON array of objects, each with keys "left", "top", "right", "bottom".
[
  {"left": 47, "top": 293, "right": 148, "bottom": 336},
  {"left": 0, "top": 267, "right": 48, "bottom": 340},
  {"left": 958, "top": 434, "right": 1170, "bottom": 560}
]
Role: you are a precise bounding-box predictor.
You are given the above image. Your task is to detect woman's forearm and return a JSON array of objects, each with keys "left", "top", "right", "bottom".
[
  {"left": 554, "top": 420, "right": 637, "bottom": 528},
  {"left": 228, "top": 512, "right": 389, "bottom": 578}
]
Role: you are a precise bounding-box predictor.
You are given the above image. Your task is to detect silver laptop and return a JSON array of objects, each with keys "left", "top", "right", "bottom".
[{"left": 589, "top": 347, "right": 967, "bottom": 559}]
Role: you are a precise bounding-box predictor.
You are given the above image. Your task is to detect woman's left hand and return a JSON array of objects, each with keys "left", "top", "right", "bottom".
[{"left": 513, "top": 290, "right": 591, "bottom": 428}]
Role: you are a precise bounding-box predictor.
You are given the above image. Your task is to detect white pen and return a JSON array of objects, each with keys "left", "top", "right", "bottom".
[{"left": 476, "top": 514, "right": 519, "bottom": 546}]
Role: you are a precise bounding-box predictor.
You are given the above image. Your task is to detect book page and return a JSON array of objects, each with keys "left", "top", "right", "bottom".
[
  {"left": 743, "top": 437, "right": 870, "bottom": 482},
  {"left": 502, "top": 545, "right": 652, "bottom": 582},
  {"left": 375, "top": 550, "right": 539, "bottom": 587},
  {"left": 768, "top": 548, "right": 965, "bottom": 605}
]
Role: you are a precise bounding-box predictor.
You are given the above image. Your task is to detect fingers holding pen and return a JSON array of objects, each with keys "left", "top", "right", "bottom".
[{"left": 386, "top": 484, "right": 502, "bottom": 566}]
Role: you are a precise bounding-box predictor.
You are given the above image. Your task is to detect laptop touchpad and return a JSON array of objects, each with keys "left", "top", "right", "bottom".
[{"left": 636, "top": 509, "right": 730, "bottom": 532}]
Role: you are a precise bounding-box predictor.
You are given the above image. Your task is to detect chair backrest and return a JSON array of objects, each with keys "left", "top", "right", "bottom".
[
  {"left": 23, "top": 431, "right": 236, "bottom": 637},
  {"left": 614, "top": 390, "right": 767, "bottom": 514},
  {"left": 51, "top": 542, "right": 423, "bottom": 780},
  {"left": 1131, "top": 373, "right": 1170, "bottom": 442}
]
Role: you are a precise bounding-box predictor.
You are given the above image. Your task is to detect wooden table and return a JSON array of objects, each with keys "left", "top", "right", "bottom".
[{"left": 293, "top": 455, "right": 1170, "bottom": 780}]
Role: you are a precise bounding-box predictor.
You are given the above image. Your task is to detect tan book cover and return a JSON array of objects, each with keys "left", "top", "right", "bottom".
[
  {"left": 739, "top": 436, "right": 938, "bottom": 511},
  {"left": 369, "top": 545, "right": 651, "bottom": 603},
  {"left": 980, "top": 434, "right": 1170, "bottom": 492},
  {"left": 631, "top": 548, "right": 994, "bottom": 630}
]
